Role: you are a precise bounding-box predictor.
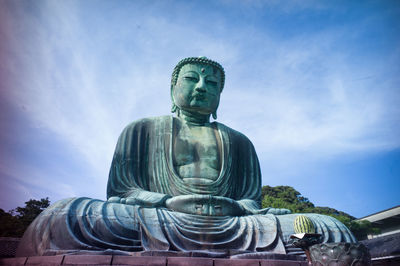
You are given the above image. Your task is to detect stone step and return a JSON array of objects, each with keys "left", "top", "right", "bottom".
[{"left": 0, "top": 254, "right": 308, "bottom": 266}]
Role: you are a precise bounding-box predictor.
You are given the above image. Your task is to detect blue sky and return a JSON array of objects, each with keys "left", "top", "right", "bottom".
[{"left": 0, "top": 0, "right": 399, "bottom": 218}]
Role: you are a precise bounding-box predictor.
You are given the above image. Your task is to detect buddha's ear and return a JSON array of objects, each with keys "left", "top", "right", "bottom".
[
  {"left": 212, "top": 111, "right": 217, "bottom": 120},
  {"left": 171, "top": 103, "right": 177, "bottom": 113}
]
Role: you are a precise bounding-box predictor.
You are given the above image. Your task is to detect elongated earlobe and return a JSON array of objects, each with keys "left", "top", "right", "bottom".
[
  {"left": 212, "top": 111, "right": 217, "bottom": 120},
  {"left": 171, "top": 103, "right": 177, "bottom": 113}
]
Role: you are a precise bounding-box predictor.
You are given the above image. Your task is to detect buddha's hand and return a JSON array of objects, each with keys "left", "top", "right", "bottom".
[
  {"left": 165, "top": 195, "right": 246, "bottom": 216},
  {"left": 253, "top": 207, "right": 291, "bottom": 215},
  {"left": 107, "top": 195, "right": 170, "bottom": 207},
  {"left": 107, "top": 196, "right": 138, "bottom": 205},
  {"left": 107, "top": 197, "right": 138, "bottom": 205},
  {"left": 107, "top": 196, "right": 122, "bottom": 203}
]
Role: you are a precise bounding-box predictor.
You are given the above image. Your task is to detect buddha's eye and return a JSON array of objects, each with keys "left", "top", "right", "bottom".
[
  {"left": 206, "top": 80, "right": 218, "bottom": 86},
  {"left": 183, "top": 76, "right": 198, "bottom": 82}
]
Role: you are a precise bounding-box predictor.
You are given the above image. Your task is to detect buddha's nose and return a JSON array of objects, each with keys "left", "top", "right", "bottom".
[{"left": 195, "top": 78, "right": 206, "bottom": 92}]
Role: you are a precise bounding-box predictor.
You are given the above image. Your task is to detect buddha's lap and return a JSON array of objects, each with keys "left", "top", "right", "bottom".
[
  {"left": 27, "top": 197, "right": 357, "bottom": 244},
  {"left": 16, "top": 197, "right": 356, "bottom": 256}
]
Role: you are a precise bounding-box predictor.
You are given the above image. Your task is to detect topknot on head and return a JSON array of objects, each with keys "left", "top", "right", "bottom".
[{"left": 171, "top": 57, "right": 225, "bottom": 91}]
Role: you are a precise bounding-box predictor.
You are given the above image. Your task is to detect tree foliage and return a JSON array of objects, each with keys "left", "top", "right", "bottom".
[
  {"left": 0, "top": 198, "right": 50, "bottom": 237},
  {"left": 261, "top": 185, "right": 379, "bottom": 240}
]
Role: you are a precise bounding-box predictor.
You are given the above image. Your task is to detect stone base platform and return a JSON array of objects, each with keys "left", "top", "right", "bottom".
[{"left": 0, "top": 255, "right": 307, "bottom": 266}]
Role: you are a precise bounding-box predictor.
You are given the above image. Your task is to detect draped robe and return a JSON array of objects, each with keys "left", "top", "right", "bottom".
[{"left": 16, "top": 116, "right": 356, "bottom": 257}]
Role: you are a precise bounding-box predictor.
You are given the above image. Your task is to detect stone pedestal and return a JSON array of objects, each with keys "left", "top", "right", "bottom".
[{"left": 0, "top": 254, "right": 307, "bottom": 266}]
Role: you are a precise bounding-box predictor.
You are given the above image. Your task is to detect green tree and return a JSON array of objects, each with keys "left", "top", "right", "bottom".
[
  {"left": 348, "top": 220, "right": 380, "bottom": 240},
  {"left": 261, "top": 185, "right": 315, "bottom": 213},
  {"left": 261, "top": 186, "right": 379, "bottom": 240},
  {"left": 0, "top": 198, "right": 50, "bottom": 237},
  {"left": 14, "top": 197, "right": 50, "bottom": 229},
  {"left": 0, "top": 209, "right": 23, "bottom": 237}
]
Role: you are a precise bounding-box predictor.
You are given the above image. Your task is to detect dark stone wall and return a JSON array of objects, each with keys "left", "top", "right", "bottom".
[{"left": 0, "top": 237, "right": 20, "bottom": 258}]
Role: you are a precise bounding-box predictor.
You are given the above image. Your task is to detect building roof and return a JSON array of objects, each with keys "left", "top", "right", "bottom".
[{"left": 357, "top": 205, "right": 400, "bottom": 222}]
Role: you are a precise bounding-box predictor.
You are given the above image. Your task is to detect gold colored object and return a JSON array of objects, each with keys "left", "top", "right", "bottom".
[{"left": 294, "top": 215, "right": 316, "bottom": 234}]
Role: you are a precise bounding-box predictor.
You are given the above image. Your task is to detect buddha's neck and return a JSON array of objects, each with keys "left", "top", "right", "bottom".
[{"left": 178, "top": 110, "right": 210, "bottom": 126}]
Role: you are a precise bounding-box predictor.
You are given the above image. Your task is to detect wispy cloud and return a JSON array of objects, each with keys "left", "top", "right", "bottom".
[{"left": 222, "top": 31, "right": 400, "bottom": 158}]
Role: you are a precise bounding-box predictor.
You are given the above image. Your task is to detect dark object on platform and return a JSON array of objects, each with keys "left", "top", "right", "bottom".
[
  {"left": 290, "top": 233, "right": 322, "bottom": 250},
  {"left": 0, "top": 237, "right": 20, "bottom": 258},
  {"left": 290, "top": 233, "right": 322, "bottom": 263},
  {"left": 309, "top": 242, "right": 371, "bottom": 266}
]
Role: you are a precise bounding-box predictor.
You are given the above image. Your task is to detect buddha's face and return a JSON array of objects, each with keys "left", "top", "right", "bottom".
[{"left": 173, "top": 63, "right": 222, "bottom": 115}]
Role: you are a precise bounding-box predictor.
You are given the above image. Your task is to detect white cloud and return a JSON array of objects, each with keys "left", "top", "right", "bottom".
[{"left": 220, "top": 28, "right": 400, "bottom": 161}]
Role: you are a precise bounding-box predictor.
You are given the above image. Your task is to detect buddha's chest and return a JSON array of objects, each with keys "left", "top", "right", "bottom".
[{"left": 173, "top": 125, "right": 221, "bottom": 180}]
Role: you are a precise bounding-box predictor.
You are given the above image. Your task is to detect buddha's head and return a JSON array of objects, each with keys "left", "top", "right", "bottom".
[{"left": 171, "top": 57, "right": 225, "bottom": 119}]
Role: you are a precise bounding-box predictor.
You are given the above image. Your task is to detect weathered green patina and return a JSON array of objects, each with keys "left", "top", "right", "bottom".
[{"left": 16, "top": 57, "right": 357, "bottom": 257}]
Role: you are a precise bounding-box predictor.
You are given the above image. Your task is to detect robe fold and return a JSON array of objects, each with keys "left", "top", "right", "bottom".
[
  {"left": 107, "top": 116, "right": 262, "bottom": 209},
  {"left": 16, "top": 116, "right": 356, "bottom": 257}
]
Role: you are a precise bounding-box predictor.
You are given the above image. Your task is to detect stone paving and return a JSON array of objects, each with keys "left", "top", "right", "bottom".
[{"left": 0, "top": 255, "right": 307, "bottom": 265}]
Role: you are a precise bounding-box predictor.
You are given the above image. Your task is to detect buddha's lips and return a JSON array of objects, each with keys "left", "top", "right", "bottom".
[{"left": 192, "top": 94, "right": 206, "bottom": 100}]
